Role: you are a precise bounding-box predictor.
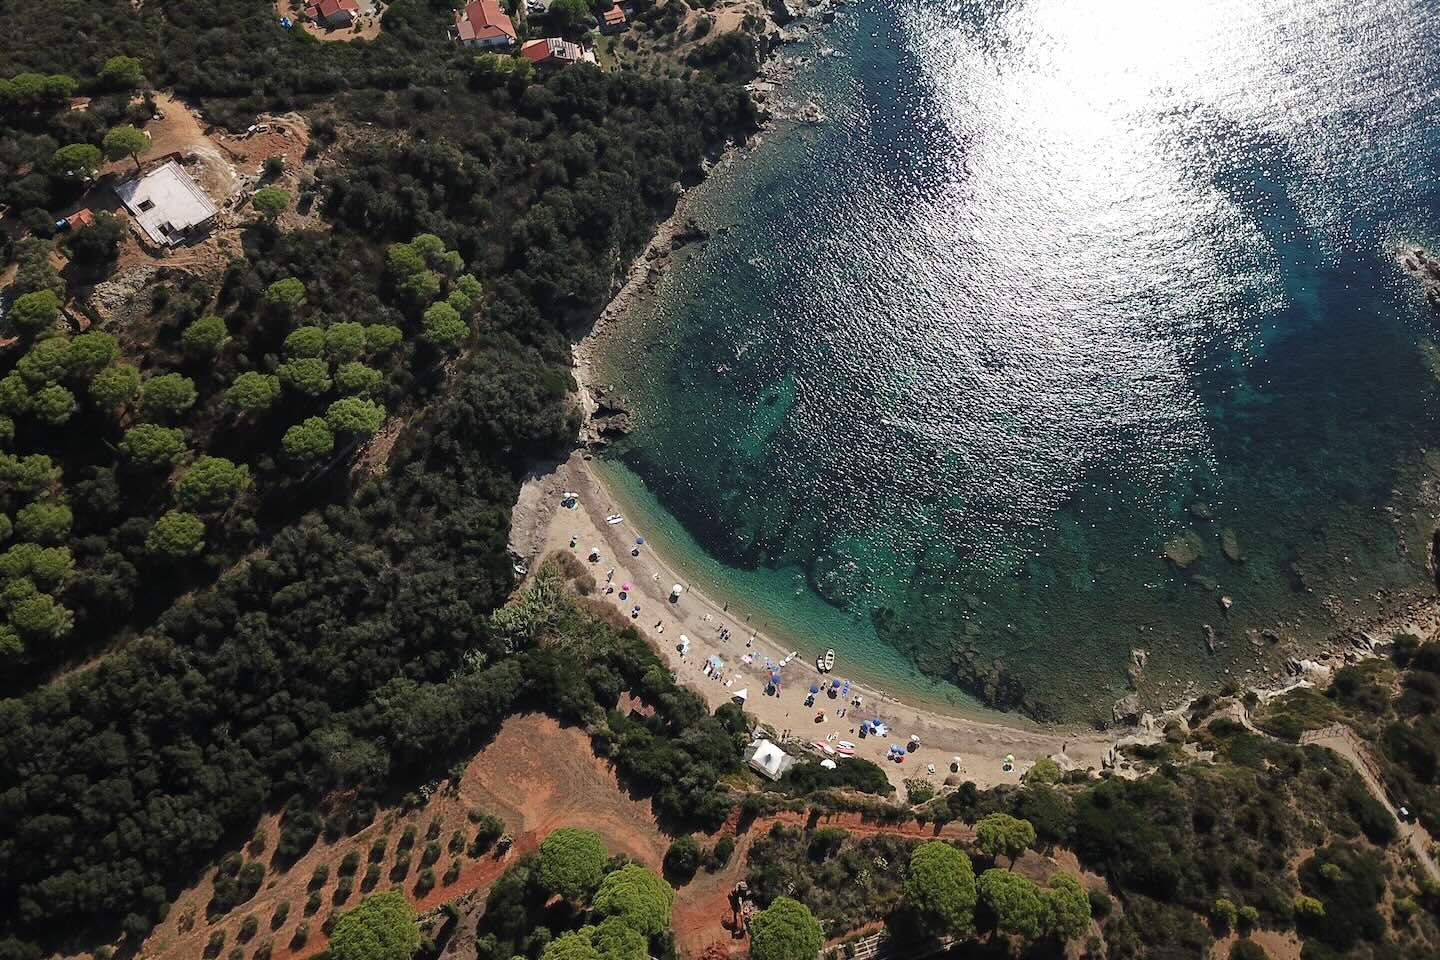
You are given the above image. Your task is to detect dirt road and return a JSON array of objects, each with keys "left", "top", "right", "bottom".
[{"left": 1299, "top": 724, "right": 1439, "bottom": 880}]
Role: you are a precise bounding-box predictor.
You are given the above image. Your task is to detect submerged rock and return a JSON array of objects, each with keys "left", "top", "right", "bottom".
[
  {"left": 1125, "top": 648, "right": 1148, "bottom": 689},
  {"left": 1220, "top": 527, "right": 1245, "bottom": 563},
  {"left": 1186, "top": 501, "right": 1214, "bottom": 521},
  {"left": 808, "top": 549, "right": 866, "bottom": 609},
  {"left": 1398, "top": 242, "right": 1440, "bottom": 309},
  {"left": 1164, "top": 531, "right": 1205, "bottom": 569}
]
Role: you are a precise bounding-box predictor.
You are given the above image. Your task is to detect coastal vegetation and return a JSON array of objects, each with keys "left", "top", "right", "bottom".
[
  {"left": 0, "top": 3, "right": 759, "bottom": 955},
  {"left": 4, "top": 5, "right": 1440, "bottom": 960},
  {"left": 1260, "top": 636, "right": 1440, "bottom": 835},
  {"left": 472, "top": 834, "right": 676, "bottom": 960},
  {"left": 726, "top": 645, "right": 1440, "bottom": 959}
]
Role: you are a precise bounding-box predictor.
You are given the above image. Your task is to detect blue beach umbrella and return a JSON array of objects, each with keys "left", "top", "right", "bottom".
[
  {"left": 809, "top": 684, "right": 820, "bottom": 694},
  {"left": 635, "top": 537, "right": 646, "bottom": 545},
  {"left": 830, "top": 679, "right": 840, "bottom": 689}
]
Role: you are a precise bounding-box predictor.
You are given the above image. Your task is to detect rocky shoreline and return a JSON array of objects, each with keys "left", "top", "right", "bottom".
[{"left": 573, "top": 0, "right": 842, "bottom": 449}]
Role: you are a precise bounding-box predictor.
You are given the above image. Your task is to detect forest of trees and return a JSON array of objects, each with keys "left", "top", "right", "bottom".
[
  {"left": 10, "top": 4, "right": 1434, "bottom": 960},
  {"left": 0, "top": 0, "right": 761, "bottom": 955}
]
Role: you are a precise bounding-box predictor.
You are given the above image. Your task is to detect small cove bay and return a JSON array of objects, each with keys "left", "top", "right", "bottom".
[{"left": 594, "top": 0, "right": 1440, "bottom": 722}]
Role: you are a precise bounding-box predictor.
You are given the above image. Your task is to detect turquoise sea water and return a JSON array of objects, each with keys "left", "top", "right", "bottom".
[{"left": 597, "top": 0, "right": 1440, "bottom": 721}]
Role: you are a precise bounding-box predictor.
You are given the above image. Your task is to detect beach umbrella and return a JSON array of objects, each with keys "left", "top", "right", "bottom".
[
  {"left": 635, "top": 537, "right": 646, "bottom": 545},
  {"left": 830, "top": 679, "right": 841, "bottom": 689},
  {"left": 770, "top": 671, "right": 781, "bottom": 684},
  {"left": 809, "top": 684, "right": 820, "bottom": 694},
  {"left": 820, "top": 759, "right": 837, "bottom": 769},
  {"left": 621, "top": 582, "right": 632, "bottom": 591},
  {"left": 732, "top": 688, "right": 748, "bottom": 702}
]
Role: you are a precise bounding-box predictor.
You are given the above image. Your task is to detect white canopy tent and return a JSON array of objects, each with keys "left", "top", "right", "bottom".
[{"left": 744, "top": 739, "right": 795, "bottom": 781}]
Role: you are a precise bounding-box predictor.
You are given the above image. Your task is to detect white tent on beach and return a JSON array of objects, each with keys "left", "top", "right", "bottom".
[
  {"left": 732, "top": 688, "right": 748, "bottom": 703},
  {"left": 744, "top": 738, "right": 795, "bottom": 781}
]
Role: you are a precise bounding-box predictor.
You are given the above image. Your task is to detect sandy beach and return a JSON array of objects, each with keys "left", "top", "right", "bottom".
[
  {"left": 494, "top": 115, "right": 1147, "bottom": 792},
  {"left": 512, "top": 449, "right": 1130, "bottom": 792}
]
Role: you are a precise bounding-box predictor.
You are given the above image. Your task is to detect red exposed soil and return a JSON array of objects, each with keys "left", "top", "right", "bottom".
[
  {"left": 129, "top": 713, "right": 1043, "bottom": 960},
  {"left": 135, "top": 714, "right": 671, "bottom": 960}
]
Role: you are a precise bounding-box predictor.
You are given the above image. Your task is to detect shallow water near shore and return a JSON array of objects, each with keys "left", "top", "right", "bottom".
[{"left": 596, "top": 0, "right": 1440, "bottom": 721}]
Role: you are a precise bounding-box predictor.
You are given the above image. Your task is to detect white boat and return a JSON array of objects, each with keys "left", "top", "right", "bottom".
[
  {"left": 818, "top": 649, "right": 835, "bottom": 672},
  {"left": 605, "top": 514, "right": 624, "bottom": 524}
]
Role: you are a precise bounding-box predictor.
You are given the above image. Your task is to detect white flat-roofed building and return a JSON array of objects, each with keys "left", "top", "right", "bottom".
[{"left": 115, "top": 160, "right": 218, "bottom": 247}]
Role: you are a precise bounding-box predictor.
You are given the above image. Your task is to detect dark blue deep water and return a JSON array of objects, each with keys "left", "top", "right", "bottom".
[{"left": 597, "top": 0, "right": 1440, "bottom": 720}]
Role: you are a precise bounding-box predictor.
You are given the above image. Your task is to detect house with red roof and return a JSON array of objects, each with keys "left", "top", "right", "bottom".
[
  {"left": 520, "top": 37, "right": 596, "bottom": 69},
  {"left": 452, "top": 0, "right": 517, "bottom": 49},
  {"left": 65, "top": 209, "right": 95, "bottom": 231},
  {"left": 599, "top": 4, "right": 627, "bottom": 33},
  {"left": 305, "top": 0, "right": 359, "bottom": 28}
]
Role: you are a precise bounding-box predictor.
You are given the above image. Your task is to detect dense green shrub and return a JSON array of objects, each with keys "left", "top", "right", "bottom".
[{"left": 663, "top": 835, "right": 702, "bottom": 884}]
